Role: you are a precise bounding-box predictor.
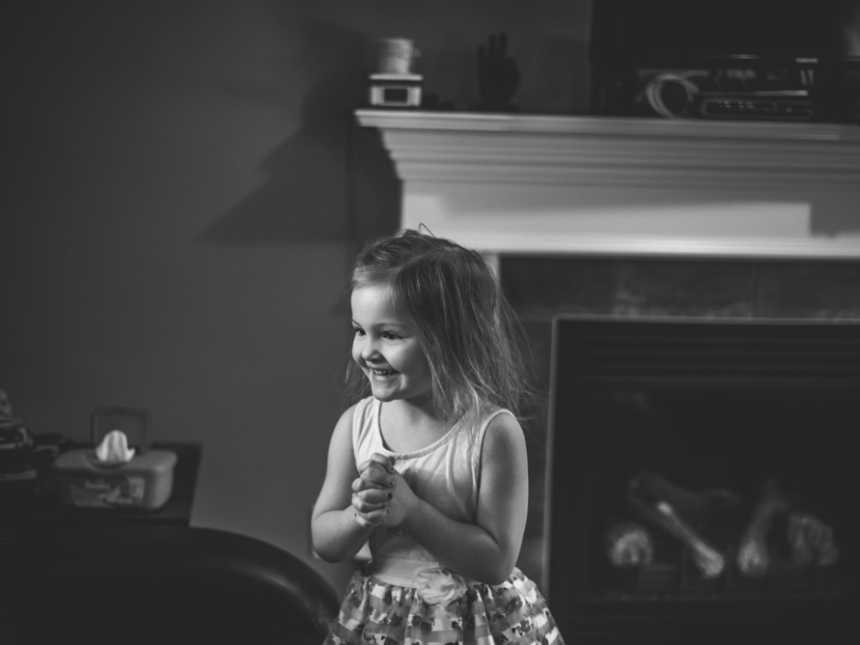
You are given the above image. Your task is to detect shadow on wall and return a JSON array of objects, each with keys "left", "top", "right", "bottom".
[{"left": 197, "top": 18, "right": 400, "bottom": 248}]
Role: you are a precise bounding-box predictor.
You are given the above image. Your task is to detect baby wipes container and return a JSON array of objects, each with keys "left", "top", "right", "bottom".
[{"left": 52, "top": 406, "right": 177, "bottom": 510}]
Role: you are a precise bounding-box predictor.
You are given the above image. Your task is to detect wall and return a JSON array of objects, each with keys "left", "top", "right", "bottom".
[{"left": 0, "top": 0, "right": 592, "bottom": 594}]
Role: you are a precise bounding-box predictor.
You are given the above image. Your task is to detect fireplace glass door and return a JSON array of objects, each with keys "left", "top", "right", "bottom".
[{"left": 547, "top": 315, "right": 859, "bottom": 644}]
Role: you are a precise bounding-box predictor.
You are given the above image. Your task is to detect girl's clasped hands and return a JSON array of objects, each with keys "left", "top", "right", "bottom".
[{"left": 351, "top": 453, "right": 414, "bottom": 529}]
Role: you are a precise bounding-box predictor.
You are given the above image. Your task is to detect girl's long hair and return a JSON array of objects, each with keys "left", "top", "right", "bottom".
[{"left": 345, "top": 229, "right": 534, "bottom": 422}]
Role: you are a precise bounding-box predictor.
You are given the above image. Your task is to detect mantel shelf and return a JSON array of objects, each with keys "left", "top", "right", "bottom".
[
  {"left": 356, "top": 109, "right": 860, "bottom": 259},
  {"left": 357, "top": 109, "right": 860, "bottom": 142}
]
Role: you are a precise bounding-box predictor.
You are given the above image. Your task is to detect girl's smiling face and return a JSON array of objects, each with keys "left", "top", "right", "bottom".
[{"left": 350, "top": 282, "right": 432, "bottom": 405}]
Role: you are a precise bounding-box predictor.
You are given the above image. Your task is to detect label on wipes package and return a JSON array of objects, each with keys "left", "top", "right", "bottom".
[{"left": 67, "top": 475, "right": 146, "bottom": 507}]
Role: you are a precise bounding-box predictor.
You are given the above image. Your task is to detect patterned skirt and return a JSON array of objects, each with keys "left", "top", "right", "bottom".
[{"left": 323, "top": 567, "right": 565, "bottom": 645}]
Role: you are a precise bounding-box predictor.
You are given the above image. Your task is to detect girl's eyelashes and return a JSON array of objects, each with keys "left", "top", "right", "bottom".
[{"left": 351, "top": 325, "right": 403, "bottom": 341}]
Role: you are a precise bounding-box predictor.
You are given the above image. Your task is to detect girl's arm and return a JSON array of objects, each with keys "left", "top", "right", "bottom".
[
  {"left": 311, "top": 406, "right": 391, "bottom": 562},
  {"left": 389, "top": 411, "right": 529, "bottom": 584}
]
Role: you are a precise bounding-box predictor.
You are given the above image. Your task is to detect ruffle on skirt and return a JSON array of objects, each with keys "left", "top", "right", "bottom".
[{"left": 323, "top": 567, "right": 565, "bottom": 645}]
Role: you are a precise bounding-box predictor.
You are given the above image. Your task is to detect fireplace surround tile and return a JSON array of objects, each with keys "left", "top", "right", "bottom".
[
  {"left": 754, "top": 261, "right": 860, "bottom": 318},
  {"left": 611, "top": 259, "right": 757, "bottom": 318},
  {"left": 504, "top": 256, "right": 860, "bottom": 321},
  {"left": 502, "top": 257, "right": 618, "bottom": 320}
]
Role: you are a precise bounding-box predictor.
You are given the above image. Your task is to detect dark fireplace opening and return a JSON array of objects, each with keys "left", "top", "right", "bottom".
[{"left": 547, "top": 315, "right": 859, "bottom": 644}]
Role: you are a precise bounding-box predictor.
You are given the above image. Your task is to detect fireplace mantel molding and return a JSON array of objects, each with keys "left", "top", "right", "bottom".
[{"left": 356, "top": 109, "right": 860, "bottom": 259}]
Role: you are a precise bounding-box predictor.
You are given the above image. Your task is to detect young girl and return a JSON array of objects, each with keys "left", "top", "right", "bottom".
[{"left": 311, "top": 230, "right": 565, "bottom": 644}]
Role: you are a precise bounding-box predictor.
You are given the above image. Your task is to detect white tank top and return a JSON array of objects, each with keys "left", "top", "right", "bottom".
[{"left": 351, "top": 396, "right": 512, "bottom": 586}]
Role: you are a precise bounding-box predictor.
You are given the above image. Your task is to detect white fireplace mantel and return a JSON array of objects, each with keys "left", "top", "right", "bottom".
[{"left": 356, "top": 109, "right": 860, "bottom": 259}]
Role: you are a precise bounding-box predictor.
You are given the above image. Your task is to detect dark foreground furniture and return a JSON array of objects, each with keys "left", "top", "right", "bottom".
[
  {"left": 2, "top": 443, "right": 338, "bottom": 644},
  {"left": 3, "top": 525, "right": 339, "bottom": 645}
]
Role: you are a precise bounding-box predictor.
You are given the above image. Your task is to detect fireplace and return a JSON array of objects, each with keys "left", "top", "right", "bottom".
[
  {"left": 495, "top": 254, "right": 860, "bottom": 643},
  {"left": 545, "top": 314, "right": 859, "bottom": 643},
  {"left": 355, "top": 109, "right": 860, "bottom": 643}
]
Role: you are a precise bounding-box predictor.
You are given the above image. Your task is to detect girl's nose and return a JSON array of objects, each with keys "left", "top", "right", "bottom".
[{"left": 358, "top": 336, "right": 381, "bottom": 361}]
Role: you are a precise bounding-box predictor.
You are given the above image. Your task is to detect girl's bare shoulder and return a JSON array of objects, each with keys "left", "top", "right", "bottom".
[{"left": 482, "top": 410, "right": 526, "bottom": 461}]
